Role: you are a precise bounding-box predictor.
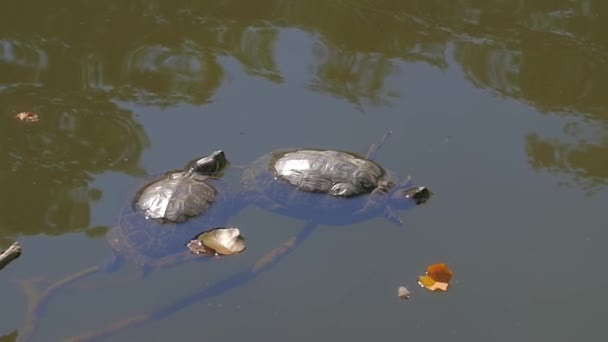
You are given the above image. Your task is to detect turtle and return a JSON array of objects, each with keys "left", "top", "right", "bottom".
[
  {"left": 77, "top": 150, "right": 232, "bottom": 275},
  {"left": 18, "top": 151, "right": 237, "bottom": 342},
  {"left": 136, "top": 149, "right": 228, "bottom": 223},
  {"left": 106, "top": 176, "right": 231, "bottom": 274},
  {"left": 238, "top": 132, "right": 431, "bottom": 226},
  {"left": 105, "top": 149, "right": 233, "bottom": 272}
]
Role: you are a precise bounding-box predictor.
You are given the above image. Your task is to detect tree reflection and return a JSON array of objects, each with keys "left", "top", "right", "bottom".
[
  {"left": 220, "top": 26, "right": 283, "bottom": 83},
  {"left": 282, "top": 0, "right": 448, "bottom": 108},
  {"left": 0, "top": 85, "right": 148, "bottom": 239},
  {"left": 108, "top": 40, "right": 224, "bottom": 107},
  {"left": 0, "top": 330, "right": 16, "bottom": 342},
  {"left": 1, "top": 0, "right": 452, "bottom": 109},
  {"left": 446, "top": 0, "right": 608, "bottom": 189},
  {"left": 309, "top": 45, "right": 398, "bottom": 109},
  {"left": 526, "top": 129, "right": 608, "bottom": 189}
]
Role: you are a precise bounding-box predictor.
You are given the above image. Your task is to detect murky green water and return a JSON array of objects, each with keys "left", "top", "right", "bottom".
[{"left": 1, "top": 1, "right": 607, "bottom": 341}]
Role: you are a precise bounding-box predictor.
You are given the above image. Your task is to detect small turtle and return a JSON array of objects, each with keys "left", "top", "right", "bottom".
[
  {"left": 106, "top": 181, "right": 231, "bottom": 274},
  {"left": 136, "top": 150, "right": 228, "bottom": 223}
]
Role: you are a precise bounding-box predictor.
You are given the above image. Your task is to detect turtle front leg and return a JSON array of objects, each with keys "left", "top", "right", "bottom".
[
  {"left": 329, "top": 182, "right": 358, "bottom": 196},
  {"left": 383, "top": 206, "right": 404, "bottom": 225},
  {"left": 352, "top": 189, "right": 384, "bottom": 220}
]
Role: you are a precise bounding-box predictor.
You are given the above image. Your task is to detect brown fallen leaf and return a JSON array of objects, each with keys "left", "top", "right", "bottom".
[
  {"left": 418, "top": 263, "right": 453, "bottom": 292},
  {"left": 16, "top": 112, "right": 39, "bottom": 122},
  {"left": 427, "top": 263, "right": 453, "bottom": 283}
]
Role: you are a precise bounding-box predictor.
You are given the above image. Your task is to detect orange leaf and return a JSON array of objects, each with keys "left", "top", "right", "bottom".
[
  {"left": 426, "top": 263, "right": 453, "bottom": 283},
  {"left": 418, "top": 263, "right": 454, "bottom": 292}
]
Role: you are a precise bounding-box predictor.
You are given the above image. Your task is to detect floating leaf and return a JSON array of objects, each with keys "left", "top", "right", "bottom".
[
  {"left": 15, "top": 112, "right": 39, "bottom": 122},
  {"left": 418, "top": 263, "right": 453, "bottom": 292},
  {"left": 418, "top": 275, "right": 436, "bottom": 288}
]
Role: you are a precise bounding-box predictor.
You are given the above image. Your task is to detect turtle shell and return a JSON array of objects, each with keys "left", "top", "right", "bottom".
[
  {"left": 106, "top": 177, "right": 233, "bottom": 272},
  {"left": 135, "top": 151, "right": 228, "bottom": 223},
  {"left": 269, "top": 149, "right": 387, "bottom": 197},
  {"left": 240, "top": 149, "right": 411, "bottom": 225},
  {"left": 135, "top": 171, "right": 218, "bottom": 223}
]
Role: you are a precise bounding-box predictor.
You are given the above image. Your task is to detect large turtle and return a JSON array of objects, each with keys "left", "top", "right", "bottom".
[
  {"left": 238, "top": 132, "right": 431, "bottom": 226},
  {"left": 19, "top": 150, "right": 235, "bottom": 342}
]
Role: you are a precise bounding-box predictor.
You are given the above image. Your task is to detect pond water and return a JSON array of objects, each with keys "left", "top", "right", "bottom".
[{"left": 1, "top": 1, "right": 607, "bottom": 341}]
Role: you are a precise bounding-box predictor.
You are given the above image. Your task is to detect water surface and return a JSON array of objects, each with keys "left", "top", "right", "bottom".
[{"left": 1, "top": 1, "right": 607, "bottom": 341}]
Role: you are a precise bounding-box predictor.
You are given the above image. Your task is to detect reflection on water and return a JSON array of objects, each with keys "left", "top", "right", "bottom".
[
  {"left": 223, "top": 26, "right": 283, "bottom": 82},
  {"left": 0, "top": 39, "right": 47, "bottom": 86},
  {"left": 309, "top": 44, "right": 398, "bottom": 109},
  {"left": 0, "top": 85, "right": 148, "bottom": 239},
  {"left": 112, "top": 40, "right": 224, "bottom": 106},
  {"left": 526, "top": 125, "right": 608, "bottom": 189},
  {"left": 0, "top": 331, "right": 16, "bottom": 342},
  {"left": 448, "top": 2, "right": 608, "bottom": 188},
  {"left": 1, "top": 0, "right": 607, "bottom": 340}
]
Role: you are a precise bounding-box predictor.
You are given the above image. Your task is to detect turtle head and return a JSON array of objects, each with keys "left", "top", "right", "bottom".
[
  {"left": 188, "top": 150, "right": 228, "bottom": 176},
  {"left": 391, "top": 185, "right": 432, "bottom": 207}
]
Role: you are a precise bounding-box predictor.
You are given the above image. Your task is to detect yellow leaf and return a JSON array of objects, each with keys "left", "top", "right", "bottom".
[
  {"left": 418, "top": 263, "right": 454, "bottom": 292},
  {"left": 418, "top": 275, "right": 436, "bottom": 287}
]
